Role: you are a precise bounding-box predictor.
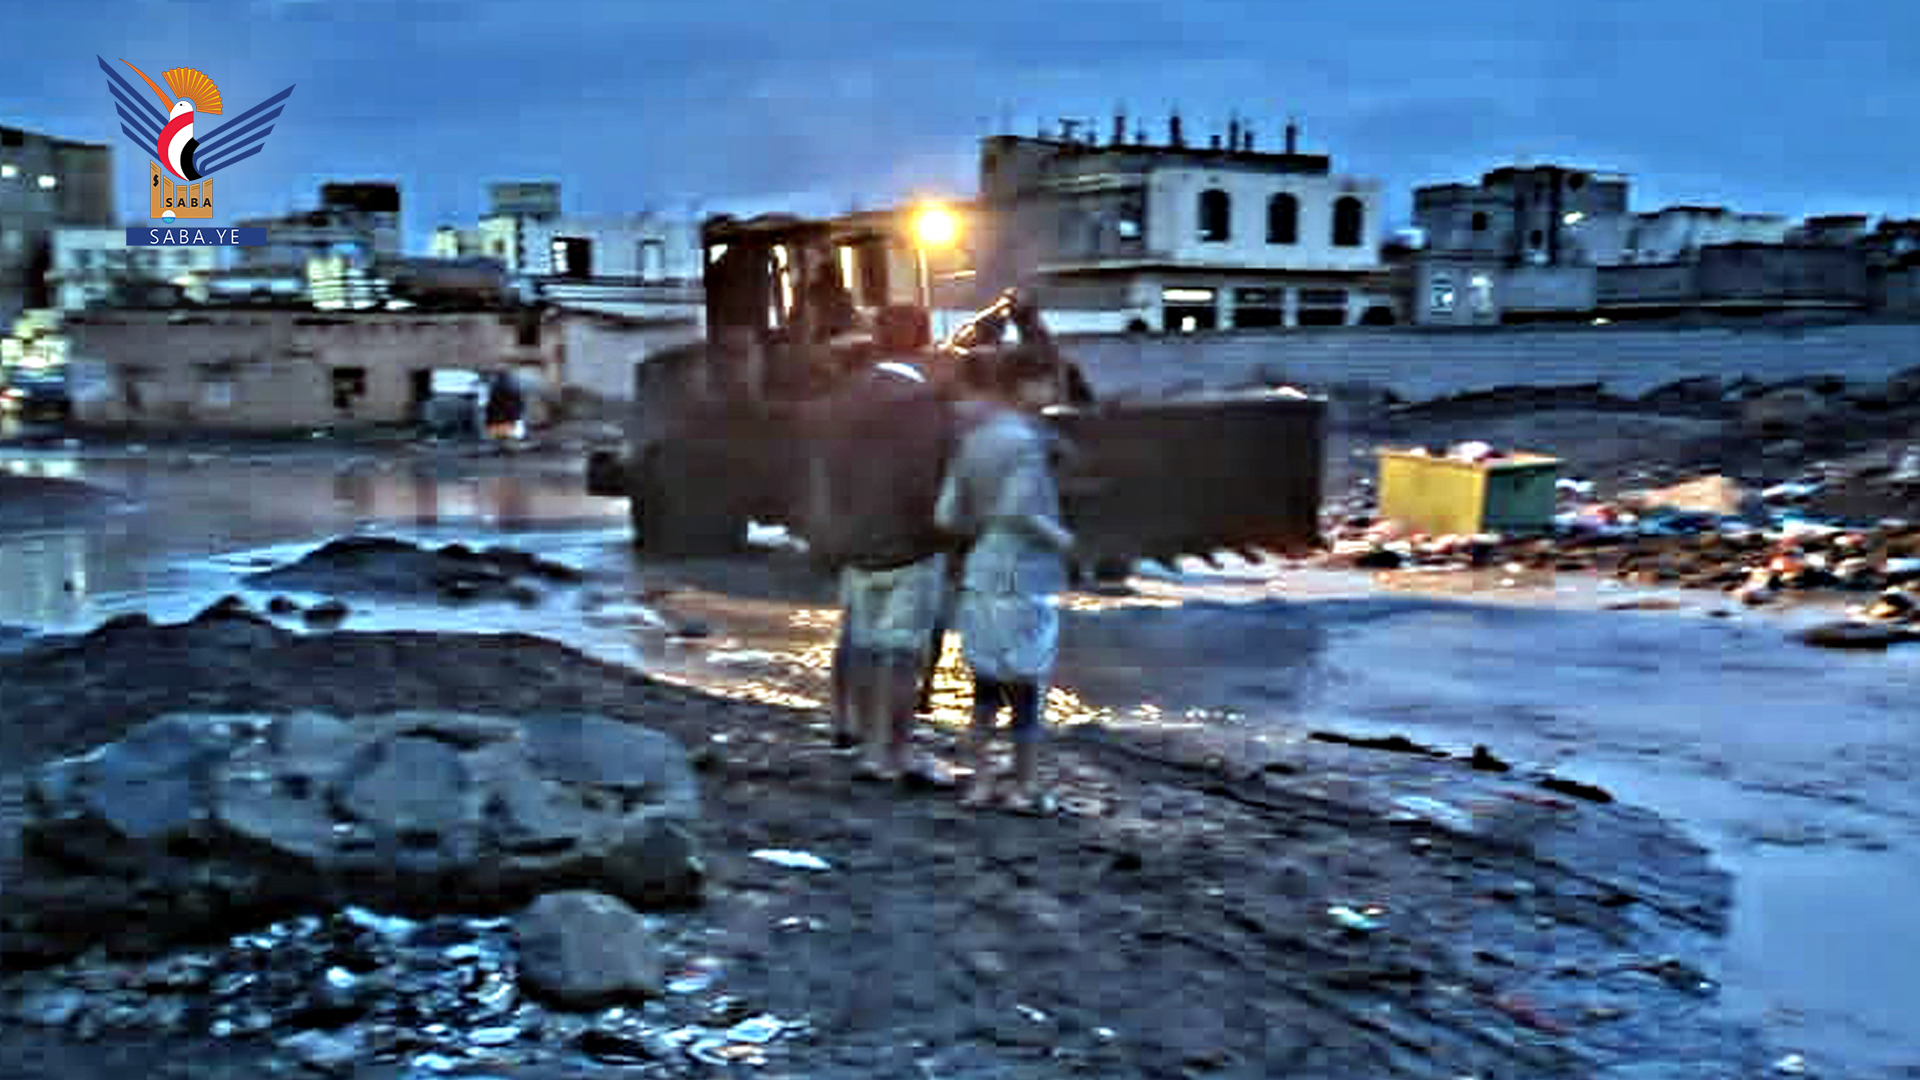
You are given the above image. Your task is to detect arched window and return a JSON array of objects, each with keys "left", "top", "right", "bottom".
[
  {"left": 1198, "top": 189, "right": 1231, "bottom": 242},
  {"left": 1267, "top": 194, "right": 1298, "bottom": 244},
  {"left": 1332, "top": 196, "right": 1364, "bottom": 247}
]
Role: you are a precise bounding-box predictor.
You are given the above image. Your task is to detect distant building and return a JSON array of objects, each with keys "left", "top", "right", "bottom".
[
  {"left": 235, "top": 181, "right": 402, "bottom": 269},
  {"left": 0, "top": 124, "right": 115, "bottom": 327},
  {"left": 1622, "top": 207, "right": 1791, "bottom": 263},
  {"left": 1411, "top": 163, "right": 1887, "bottom": 325},
  {"left": 49, "top": 227, "right": 219, "bottom": 310},
  {"left": 974, "top": 114, "right": 1395, "bottom": 333}
]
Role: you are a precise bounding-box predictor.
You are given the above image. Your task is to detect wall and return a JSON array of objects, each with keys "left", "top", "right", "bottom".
[
  {"left": 520, "top": 215, "right": 701, "bottom": 281},
  {"left": 1147, "top": 167, "right": 1383, "bottom": 271},
  {"left": 63, "top": 310, "right": 559, "bottom": 429},
  {"left": 556, "top": 314, "right": 703, "bottom": 401},
  {"left": 1060, "top": 321, "right": 1920, "bottom": 402},
  {"left": 1498, "top": 266, "right": 1596, "bottom": 312}
]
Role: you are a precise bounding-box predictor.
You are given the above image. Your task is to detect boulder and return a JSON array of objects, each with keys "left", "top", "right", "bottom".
[
  {"left": 514, "top": 891, "right": 664, "bottom": 1008},
  {"left": 4, "top": 711, "right": 703, "bottom": 963}
]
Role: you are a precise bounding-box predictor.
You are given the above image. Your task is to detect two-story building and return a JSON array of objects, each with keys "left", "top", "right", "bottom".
[{"left": 973, "top": 116, "right": 1393, "bottom": 333}]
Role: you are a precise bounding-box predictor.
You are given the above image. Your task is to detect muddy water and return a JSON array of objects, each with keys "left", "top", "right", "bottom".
[{"left": 4, "top": 451, "right": 1918, "bottom": 1077}]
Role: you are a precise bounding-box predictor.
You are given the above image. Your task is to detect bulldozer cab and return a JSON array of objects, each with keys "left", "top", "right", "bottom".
[{"left": 701, "top": 215, "right": 911, "bottom": 402}]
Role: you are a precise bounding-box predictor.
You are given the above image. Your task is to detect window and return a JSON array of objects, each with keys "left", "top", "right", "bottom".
[
  {"left": 1332, "top": 196, "right": 1364, "bottom": 247},
  {"left": 1162, "top": 286, "right": 1217, "bottom": 332},
  {"left": 1429, "top": 272, "right": 1457, "bottom": 315},
  {"left": 0, "top": 163, "right": 16, "bottom": 179},
  {"left": 1232, "top": 287, "right": 1284, "bottom": 328},
  {"left": 37, "top": 174, "right": 57, "bottom": 191},
  {"left": 1297, "top": 288, "right": 1348, "bottom": 326},
  {"left": 1529, "top": 229, "right": 1545, "bottom": 249},
  {"left": 1198, "top": 189, "right": 1231, "bottom": 242},
  {"left": 1471, "top": 212, "right": 1489, "bottom": 232},
  {"left": 550, "top": 237, "right": 593, "bottom": 278},
  {"left": 330, "top": 367, "right": 367, "bottom": 412},
  {"left": 1267, "top": 194, "right": 1298, "bottom": 244},
  {"left": 74, "top": 250, "right": 93, "bottom": 269},
  {"left": 1470, "top": 273, "right": 1495, "bottom": 315},
  {"left": 638, "top": 239, "right": 665, "bottom": 281}
]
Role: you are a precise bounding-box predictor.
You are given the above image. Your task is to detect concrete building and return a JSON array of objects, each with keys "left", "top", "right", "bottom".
[
  {"left": 1415, "top": 165, "right": 1633, "bottom": 268},
  {"left": 48, "top": 228, "right": 219, "bottom": 310},
  {"left": 235, "top": 181, "right": 402, "bottom": 269},
  {"left": 1623, "top": 207, "right": 1791, "bottom": 263},
  {"left": 62, "top": 307, "right": 562, "bottom": 430},
  {"left": 1, "top": 124, "right": 115, "bottom": 327},
  {"left": 974, "top": 114, "right": 1394, "bottom": 333}
]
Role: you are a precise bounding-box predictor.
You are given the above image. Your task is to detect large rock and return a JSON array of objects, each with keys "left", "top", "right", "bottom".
[
  {"left": 4, "top": 711, "right": 703, "bottom": 963},
  {"left": 514, "top": 890, "right": 664, "bottom": 1008}
]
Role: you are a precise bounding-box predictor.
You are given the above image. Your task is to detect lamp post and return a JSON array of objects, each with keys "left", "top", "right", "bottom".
[{"left": 912, "top": 201, "right": 959, "bottom": 334}]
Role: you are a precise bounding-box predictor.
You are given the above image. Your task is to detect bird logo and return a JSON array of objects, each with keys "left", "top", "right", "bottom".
[{"left": 98, "top": 56, "right": 295, "bottom": 221}]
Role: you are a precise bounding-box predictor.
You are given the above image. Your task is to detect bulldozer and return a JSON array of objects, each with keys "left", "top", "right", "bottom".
[{"left": 586, "top": 212, "right": 1326, "bottom": 570}]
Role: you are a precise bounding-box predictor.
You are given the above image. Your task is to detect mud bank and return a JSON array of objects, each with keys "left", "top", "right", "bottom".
[{"left": 0, "top": 609, "right": 1758, "bottom": 1079}]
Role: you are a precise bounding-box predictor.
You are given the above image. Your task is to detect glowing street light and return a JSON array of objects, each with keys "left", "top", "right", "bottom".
[
  {"left": 914, "top": 203, "right": 958, "bottom": 248},
  {"left": 911, "top": 200, "right": 961, "bottom": 314}
]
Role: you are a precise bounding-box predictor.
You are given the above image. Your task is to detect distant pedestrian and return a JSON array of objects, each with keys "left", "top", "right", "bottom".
[{"left": 935, "top": 353, "right": 1075, "bottom": 813}]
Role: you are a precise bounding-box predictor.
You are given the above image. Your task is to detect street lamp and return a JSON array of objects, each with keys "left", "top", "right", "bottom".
[{"left": 912, "top": 201, "right": 960, "bottom": 318}]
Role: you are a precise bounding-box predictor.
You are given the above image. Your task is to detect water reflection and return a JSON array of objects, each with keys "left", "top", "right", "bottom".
[{"left": 0, "top": 451, "right": 623, "bottom": 630}]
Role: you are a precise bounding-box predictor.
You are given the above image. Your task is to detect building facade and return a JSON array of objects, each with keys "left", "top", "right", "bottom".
[
  {"left": 974, "top": 117, "right": 1394, "bottom": 333},
  {"left": 1, "top": 125, "right": 115, "bottom": 327},
  {"left": 62, "top": 308, "right": 561, "bottom": 430}
]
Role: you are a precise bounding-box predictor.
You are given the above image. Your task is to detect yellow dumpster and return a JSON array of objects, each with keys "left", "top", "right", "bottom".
[{"left": 1376, "top": 450, "right": 1561, "bottom": 537}]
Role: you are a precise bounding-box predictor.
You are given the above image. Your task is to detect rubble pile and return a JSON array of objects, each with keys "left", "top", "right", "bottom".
[
  {"left": 3, "top": 711, "right": 704, "bottom": 964},
  {"left": 1326, "top": 453, "right": 1920, "bottom": 636},
  {"left": 245, "top": 536, "right": 586, "bottom": 605},
  {"left": 0, "top": 899, "right": 811, "bottom": 1077}
]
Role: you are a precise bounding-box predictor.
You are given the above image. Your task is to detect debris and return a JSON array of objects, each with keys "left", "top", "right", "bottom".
[
  {"left": 1468, "top": 745, "right": 1511, "bottom": 772},
  {"left": 1539, "top": 775, "right": 1613, "bottom": 804},
  {"left": 689, "top": 1037, "right": 766, "bottom": 1066},
  {"left": 1309, "top": 731, "right": 1448, "bottom": 758},
  {"left": 1773, "top": 1052, "right": 1809, "bottom": 1075},
  {"left": 666, "top": 958, "right": 722, "bottom": 995},
  {"left": 1015, "top": 1004, "right": 1051, "bottom": 1024},
  {"left": 724, "top": 1014, "right": 790, "bottom": 1044},
  {"left": 1327, "top": 906, "right": 1384, "bottom": 933},
  {"left": 750, "top": 849, "right": 833, "bottom": 872}
]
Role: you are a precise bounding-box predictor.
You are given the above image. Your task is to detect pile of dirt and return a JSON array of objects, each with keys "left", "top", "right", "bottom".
[
  {"left": 0, "top": 609, "right": 1759, "bottom": 1079},
  {"left": 245, "top": 536, "right": 586, "bottom": 604}
]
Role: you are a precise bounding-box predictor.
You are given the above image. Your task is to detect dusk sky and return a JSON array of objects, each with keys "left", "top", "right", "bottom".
[{"left": 8, "top": 0, "right": 1917, "bottom": 248}]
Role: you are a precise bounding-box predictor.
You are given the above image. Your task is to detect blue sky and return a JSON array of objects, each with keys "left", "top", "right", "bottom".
[{"left": 7, "top": 0, "right": 1917, "bottom": 249}]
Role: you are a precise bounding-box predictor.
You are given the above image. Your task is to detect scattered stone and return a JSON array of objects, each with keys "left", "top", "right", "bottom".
[
  {"left": 267, "top": 595, "right": 302, "bottom": 615},
  {"left": 280, "top": 1029, "right": 363, "bottom": 1075},
  {"left": 1742, "top": 387, "right": 1831, "bottom": 434},
  {"left": 1796, "top": 621, "right": 1920, "bottom": 650},
  {"left": 303, "top": 599, "right": 351, "bottom": 628},
  {"left": 199, "top": 594, "right": 254, "bottom": 620},
  {"left": 1308, "top": 731, "right": 1448, "bottom": 758},
  {"left": 1469, "top": 745, "right": 1511, "bottom": 772},
  {"left": 514, "top": 891, "right": 665, "bottom": 1009},
  {"left": 1538, "top": 774, "right": 1613, "bottom": 804}
]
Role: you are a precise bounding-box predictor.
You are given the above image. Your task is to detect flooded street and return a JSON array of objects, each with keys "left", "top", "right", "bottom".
[{"left": 4, "top": 449, "right": 1918, "bottom": 1077}]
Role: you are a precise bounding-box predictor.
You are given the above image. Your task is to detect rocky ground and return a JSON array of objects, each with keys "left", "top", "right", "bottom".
[{"left": 0, "top": 604, "right": 1759, "bottom": 1080}]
